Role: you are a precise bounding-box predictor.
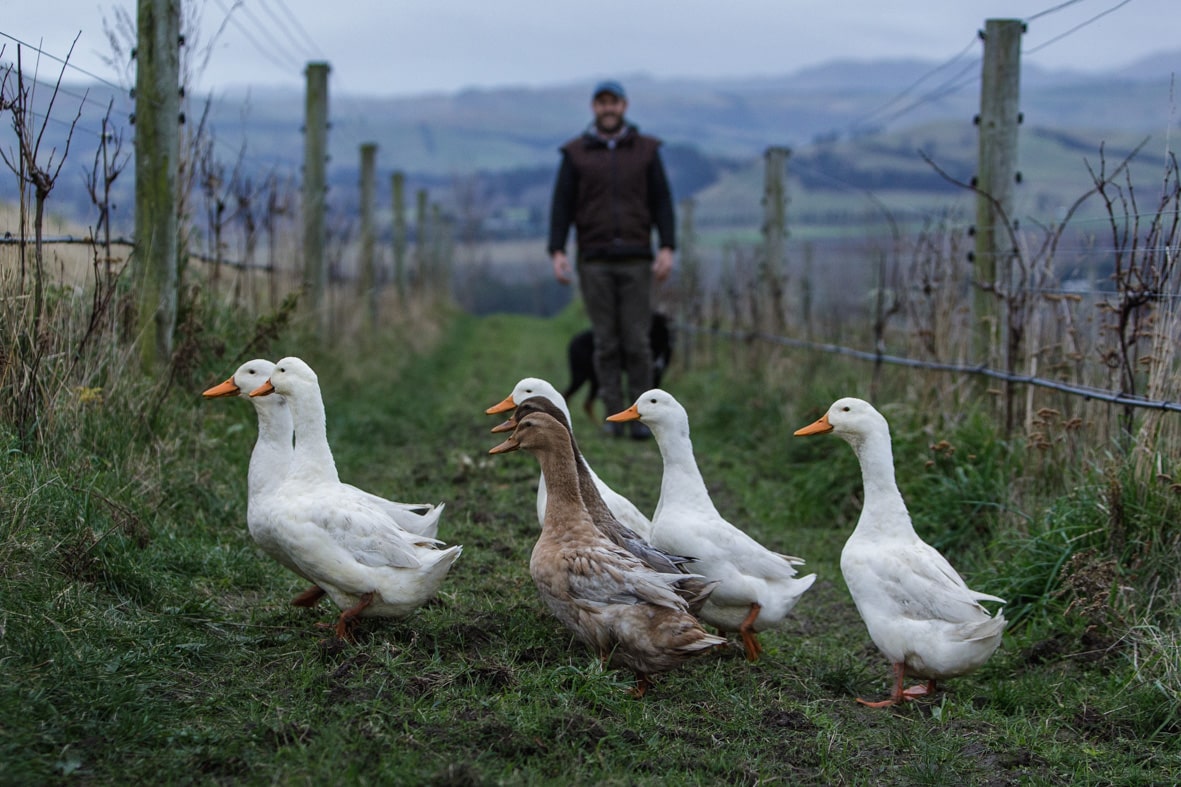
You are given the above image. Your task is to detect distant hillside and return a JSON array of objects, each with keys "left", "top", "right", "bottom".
[
  {"left": 308, "top": 48, "right": 1179, "bottom": 174},
  {"left": 2, "top": 51, "right": 1177, "bottom": 237}
]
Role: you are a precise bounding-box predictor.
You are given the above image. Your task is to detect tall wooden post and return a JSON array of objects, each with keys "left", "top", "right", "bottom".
[
  {"left": 132, "top": 0, "right": 180, "bottom": 369},
  {"left": 391, "top": 171, "right": 407, "bottom": 298},
  {"left": 265, "top": 175, "right": 280, "bottom": 310},
  {"left": 762, "top": 146, "right": 791, "bottom": 331},
  {"left": 802, "top": 241, "right": 814, "bottom": 340},
  {"left": 358, "top": 142, "right": 378, "bottom": 326},
  {"left": 974, "top": 19, "right": 1022, "bottom": 366},
  {"left": 429, "top": 203, "right": 447, "bottom": 294},
  {"left": 678, "top": 197, "right": 697, "bottom": 369},
  {"left": 414, "top": 188, "right": 428, "bottom": 292},
  {"left": 762, "top": 146, "right": 790, "bottom": 277},
  {"left": 302, "top": 62, "right": 330, "bottom": 337}
]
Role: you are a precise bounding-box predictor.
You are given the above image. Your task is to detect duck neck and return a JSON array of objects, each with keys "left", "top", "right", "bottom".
[
  {"left": 248, "top": 398, "right": 294, "bottom": 498},
  {"left": 851, "top": 428, "right": 913, "bottom": 535},
  {"left": 286, "top": 387, "right": 340, "bottom": 483},
  {"left": 653, "top": 422, "right": 718, "bottom": 515},
  {"left": 575, "top": 452, "right": 613, "bottom": 522},
  {"left": 532, "top": 440, "right": 588, "bottom": 535}
]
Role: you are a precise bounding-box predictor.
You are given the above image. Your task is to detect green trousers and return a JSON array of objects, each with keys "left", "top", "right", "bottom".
[{"left": 576, "top": 258, "right": 654, "bottom": 415}]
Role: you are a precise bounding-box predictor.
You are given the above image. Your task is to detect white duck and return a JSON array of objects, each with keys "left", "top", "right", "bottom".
[
  {"left": 202, "top": 360, "right": 444, "bottom": 538},
  {"left": 794, "top": 397, "right": 1006, "bottom": 707},
  {"left": 485, "top": 377, "right": 653, "bottom": 540},
  {"left": 608, "top": 389, "right": 816, "bottom": 661},
  {"left": 203, "top": 359, "right": 324, "bottom": 606},
  {"left": 246, "top": 356, "right": 461, "bottom": 638},
  {"left": 202, "top": 359, "right": 294, "bottom": 508}
]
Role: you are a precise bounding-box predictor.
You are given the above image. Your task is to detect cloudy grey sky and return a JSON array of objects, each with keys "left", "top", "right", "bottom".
[{"left": 8, "top": 0, "right": 1180, "bottom": 97}]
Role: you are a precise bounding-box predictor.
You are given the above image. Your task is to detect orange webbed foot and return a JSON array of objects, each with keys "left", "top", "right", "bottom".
[
  {"left": 902, "top": 680, "right": 936, "bottom": 700},
  {"left": 856, "top": 696, "right": 900, "bottom": 708},
  {"left": 856, "top": 662, "right": 918, "bottom": 709}
]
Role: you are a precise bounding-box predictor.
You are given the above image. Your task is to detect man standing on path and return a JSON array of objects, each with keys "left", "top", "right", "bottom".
[{"left": 548, "top": 80, "right": 676, "bottom": 439}]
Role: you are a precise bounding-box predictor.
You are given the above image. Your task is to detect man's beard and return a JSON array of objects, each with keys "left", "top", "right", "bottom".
[{"left": 595, "top": 113, "right": 623, "bottom": 134}]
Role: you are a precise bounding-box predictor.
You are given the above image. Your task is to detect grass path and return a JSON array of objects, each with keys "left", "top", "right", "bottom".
[{"left": 1, "top": 309, "right": 1177, "bottom": 784}]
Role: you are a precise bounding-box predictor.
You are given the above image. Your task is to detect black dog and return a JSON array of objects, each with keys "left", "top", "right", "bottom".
[{"left": 563, "top": 312, "right": 673, "bottom": 420}]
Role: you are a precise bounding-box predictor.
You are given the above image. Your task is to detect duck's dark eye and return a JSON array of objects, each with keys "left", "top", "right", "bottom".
[
  {"left": 648, "top": 398, "right": 657, "bottom": 403},
  {"left": 841, "top": 406, "right": 850, "bottom": 412}
]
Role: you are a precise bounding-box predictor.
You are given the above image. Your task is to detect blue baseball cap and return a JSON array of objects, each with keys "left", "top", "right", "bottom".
[{"left": 592, "top": 80, "right": 626, "bottom": 100}]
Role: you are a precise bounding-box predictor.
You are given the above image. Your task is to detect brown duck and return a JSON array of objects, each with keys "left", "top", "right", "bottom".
[
  {"left": 490, "top": 410, "right": 726, "bottom": 697},
  {"left": 492, "top": 396, "right": 716, "bottom": 615}
]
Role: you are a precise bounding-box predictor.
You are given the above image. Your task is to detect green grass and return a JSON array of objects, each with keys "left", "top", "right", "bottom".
[{"left": 2, "top": 305, "right": 1179, "bottom": 785}]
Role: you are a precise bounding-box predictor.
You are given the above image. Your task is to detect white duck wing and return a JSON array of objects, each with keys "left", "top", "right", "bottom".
[
  {"left": 866, "top": 539, "right": 1005, "bottom": 623},
  {"left": 669, "top": 510, "right": 803, "bottom": 580},
  {"left": 343, "top": 484, "right": 434, "bottom": 513},
  {"left": 352, "top": 490, "right": 445, "bottom": 538},
  {"left": 310, "top": 499, "right": 439, "bottom": 569}
]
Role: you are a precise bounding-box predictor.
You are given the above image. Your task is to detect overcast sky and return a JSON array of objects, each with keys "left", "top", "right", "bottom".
[{"left": 8, "top": 0, "right": 1180, "bottom": 98}]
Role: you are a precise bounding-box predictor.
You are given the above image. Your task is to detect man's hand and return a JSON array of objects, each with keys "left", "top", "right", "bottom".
[
  {"left": 653, "top": 247, "right": 674, "bottom": 283},
  {"left": 552, "top": 251, "right": 572, "bottom": 285}
]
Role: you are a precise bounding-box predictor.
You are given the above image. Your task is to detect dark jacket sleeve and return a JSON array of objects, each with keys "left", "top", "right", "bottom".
[
  {"left": 648, "top": 150, "right": 676, "bottom": 251},
  {"left": 547, "top": 152, "right": 577, "bottom": 255}
]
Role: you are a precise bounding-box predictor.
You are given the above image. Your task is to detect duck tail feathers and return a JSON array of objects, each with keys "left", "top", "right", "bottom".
[
  {"left": 411, "top": 502, "right": 446, "bottom": 539},
  {"left": 965, "top": 610, "right": 1007, "bottom": 641},
  {"left": 675, "top": 577, "right": 721, "bottom": 616}
]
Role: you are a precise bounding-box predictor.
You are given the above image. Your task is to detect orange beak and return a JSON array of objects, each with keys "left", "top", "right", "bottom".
[
  {"left": 488, "top": 434, "right": 521, "bottom": 454},
  {"left": 490, "top": 418, "right": 517, "bottom": 433},
  {"left": 485, "top": 395, "right": 515, "bottom": 415},
  {"left": 202, "top": 378, "right": 240, "bottom": 399},
  {"left": 249, "top": 380, "right": 276, "bottom": 398},
  {"left": 793, "top": 413, "right": 833, "bottom": 436},
  {"left": 606, "top": 404, "right": 640, "bottom": 423}
]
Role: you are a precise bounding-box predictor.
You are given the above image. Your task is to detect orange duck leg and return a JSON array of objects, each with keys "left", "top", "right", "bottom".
[
  {"left": 333, "top": 591, "right": 375, "bottom": 641},
  {"left": 738, "top": 602, "right": 763, "bottom": 661},
  {"left": 857, "top": 662, "right": 937, "bottom": 708},
  {"left": 291, "top": 585, "right": 326, "bottom": 607}
]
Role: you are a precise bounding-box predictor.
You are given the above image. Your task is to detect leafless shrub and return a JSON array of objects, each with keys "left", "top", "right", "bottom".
[
  {"left": 1089, "top": 145, "right": 1181, "bottom": 440},
  {"left": 0, "top": 42, "right": 85, "bottom": 444},
  {"left": 196, "top": 120, "right": 247, "bottom": 290},
  {"left": 77, "top": 100, "right": 131, "bottom": 360},
  {"left": 901, "top": 212, "right": 973, "bottom": 363},
  {"left": 922, "top": 145, "right": 1146, "bottom": 435}
]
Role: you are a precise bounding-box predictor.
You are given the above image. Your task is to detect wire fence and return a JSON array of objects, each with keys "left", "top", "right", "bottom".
[
  {"left": 680, "top": 323, "right": 1181, "bottom": 414},
  {"left": 0, "top": 235, "right": 261, "bottom": 271}
]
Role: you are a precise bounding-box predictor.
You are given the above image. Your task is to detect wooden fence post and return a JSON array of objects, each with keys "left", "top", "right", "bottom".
[
  {"left": 802, "top": 241, "right": 814, "bottom": 340},
  {"left": 132, "top": 0, "right": 180, "bottom": 370},
  {"left": 762, "top": 145, "right": 791, "bottom": 331},
  {"left": 414, "top": 188, "right": 428, "bottom": 292},
  {"left": 358, "top": 141, "right": 378, "bottom": 327},
  {"left": 973, "top": 19, "right": 1023, "bottom": 368},
  {"left": 763, "top": 146, "right": 790, "bottom": 276},
  {"left": 391, "top": 171, "right": 407, "bottom": 298},
  {"left": 302, "top": 62, "right": 330, "bottom": 338},
  {"left": 677, "top": 197, "right": 697, "bottom": 369}
]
